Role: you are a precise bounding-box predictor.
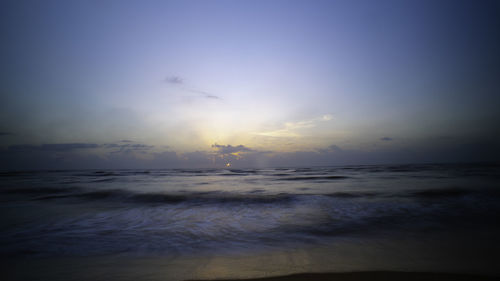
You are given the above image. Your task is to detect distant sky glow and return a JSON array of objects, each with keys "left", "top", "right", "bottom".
[{"left": 1, "top": 0, "right": 499, "bottom": 169}]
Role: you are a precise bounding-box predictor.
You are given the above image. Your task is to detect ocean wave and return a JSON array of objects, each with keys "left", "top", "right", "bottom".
[
  {"left": 277, "top": 175, "right": 349, "bottom": 181},
  {"left": 1, "top": 186, "right": 76, "bottom": 194},
  {"left": 10, "top": 184, "right": 498, "bottom": 206},
  {"left": 90, "top": 177, "right": 117, "bottom": 183},
  {"left": 7, "top": 191, "right": 499, "bottom": 258},
  {"left": 326, "top": 191, "right": 379, "bottom": 198},
  {"left": 410, "top": 188, "right": 471, "bottom": 198},
  {"left": 1, "top": 163, "right": 500, "bottom": 259},
  {"left": 31, "top": 189, "right": 296, "bottom": 205}
]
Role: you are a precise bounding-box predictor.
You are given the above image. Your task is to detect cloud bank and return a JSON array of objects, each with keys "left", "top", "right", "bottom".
[{"left": 1, "top": 139, "right": 498, "bottom": 170}]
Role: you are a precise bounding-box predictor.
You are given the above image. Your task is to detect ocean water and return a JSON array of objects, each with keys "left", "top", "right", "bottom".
[{"left": 1, "top": 163, "right": 500, "bottom": 280}]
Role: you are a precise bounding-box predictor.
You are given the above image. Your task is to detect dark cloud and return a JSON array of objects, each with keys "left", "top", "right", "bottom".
[
  {"left": 380, "top": 137, "right": 393, "bottom": 141},
  {"left": 329, "top": 145, "right": 343, "bottom": 152},
  {"left": 212, "top": 144, "right": 253, "bottom": 154},
  {"left": 103, "top": 143, "right": 153, "bottom": 149},
  {"left": 103, "top": 143, "right": 154, "bottom": 154},
  {"left": 8, "top": 143, "right": 99, "bottom": 152},
  {"left": 317, "top": 144, "right": 343, "bottom": 154},
  {"left": 1, "top": 142, "right": 159, "bottom": 170},
  {"left": 0, "top": 132, "right": 13, "bottom": 136},
  {"left": 7, "top": 142, "right": 153, "bottom": 154},
  {"left": 164, "top": 76, "right": 183, "bottom": 84}
]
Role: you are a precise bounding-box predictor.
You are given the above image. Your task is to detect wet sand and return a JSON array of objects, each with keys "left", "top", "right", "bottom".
[{"left": 187, "top": 271, "right": 498, "bottom": 281}]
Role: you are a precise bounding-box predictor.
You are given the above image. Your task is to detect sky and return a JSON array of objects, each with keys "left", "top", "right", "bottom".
[{"left": 1, "top": 0, "right": 499, "bottom": 169}]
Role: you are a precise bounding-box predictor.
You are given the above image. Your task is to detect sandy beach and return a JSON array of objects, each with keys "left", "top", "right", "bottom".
[{"left": 188, "top": 271, "right": 498, "bottom": 281}]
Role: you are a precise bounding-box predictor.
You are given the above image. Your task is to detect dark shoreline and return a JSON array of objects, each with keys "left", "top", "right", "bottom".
[{"left": 187, "top": 271, "right": 498, "bottom": 281}]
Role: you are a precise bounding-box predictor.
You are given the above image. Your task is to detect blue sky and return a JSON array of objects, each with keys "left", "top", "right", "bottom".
[{"left": 1, "top": 0, "right": 499, "bottom": 169}]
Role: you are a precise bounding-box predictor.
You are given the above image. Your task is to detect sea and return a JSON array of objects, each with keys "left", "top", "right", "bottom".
[{"left": 1, "top": 163, "right": 499, "bottom": 280}]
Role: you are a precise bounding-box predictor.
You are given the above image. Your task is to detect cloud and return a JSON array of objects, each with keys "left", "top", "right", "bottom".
[
  {"left": 2, "top": 139, "right": 499, "bottom": 170},
  {"left": 1, "top": 142, "right": 160, "bottom": 170},
  {"left": 0, "top": 132, "right": 13, "bottom": 136},
  {"left": 163, "top": 74, "right": 221, "bottom": 99},
  {"left": 164, "top": 76, "right": 183, "bottom": 84},
  {"left": 103, "top": 142, "right": 154, "bottom": 154},
  {"left": 322, "top": 114, "right": 333, "bottom": 121},
  {"left": 257, "top": 114, "right": 333, "bottom": 137},
  {"left": 7, "top": 142, "right": 153, "bottom": 154},
  {"left": 380, "top": 137, "right": 393, "bottom": 141},
  {"left": 317, "top": 144, "right": 343, "bottom": 154},
  {"left": 208, "top": 144, "right": 276, "bottom": 166},
  {"left": 212, "top": 144, "right": 254, "bottom": 154},
  {"left": 188, "top": 89, "right": 221, "bottom": 100},
  {"left": 8, "top": 143, "right": 99, "bottom": 152}
]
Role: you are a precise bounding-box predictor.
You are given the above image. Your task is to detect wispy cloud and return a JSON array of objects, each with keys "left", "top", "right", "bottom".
[
  {"left": 187, "top": 89, "right": 221, "bottom": 100},
  {"left": 380, "top": 137, "right": 393, "bottom": 141},
  {"left": 163, "top": 74, "right": 221, "bottom": 100},
  {"left": 257, "top": 114, "right": 333, "bottom": 137}
]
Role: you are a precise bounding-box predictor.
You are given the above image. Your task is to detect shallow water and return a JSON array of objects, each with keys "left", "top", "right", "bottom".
[{"left": 1, "top": 163, "right": 500, "bottom": 280}]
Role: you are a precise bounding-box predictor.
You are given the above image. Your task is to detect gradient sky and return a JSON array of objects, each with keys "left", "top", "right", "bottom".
[{"left": 1, "top": 0, "right": 499, "bottom": 169}]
